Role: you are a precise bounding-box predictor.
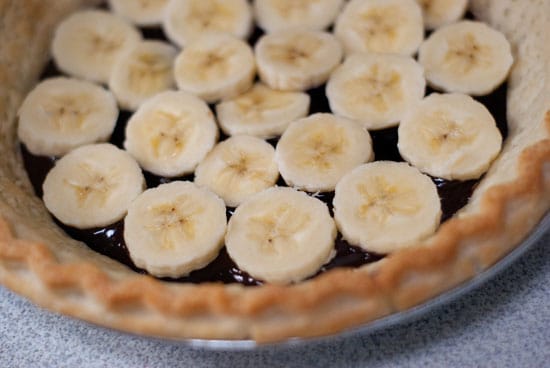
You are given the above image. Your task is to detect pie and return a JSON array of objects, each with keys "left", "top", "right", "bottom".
[{"left": 0, "top": 0, "right": 549, "bottom": 343}]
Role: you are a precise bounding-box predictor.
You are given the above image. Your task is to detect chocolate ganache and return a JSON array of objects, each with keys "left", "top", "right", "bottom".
[{"left": 21, "top": 21, "right": 508, "bottom": 286}]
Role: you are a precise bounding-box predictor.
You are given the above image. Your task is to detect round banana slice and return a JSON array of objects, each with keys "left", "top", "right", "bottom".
[
  {"left": 109, "top": 40, "right": 177, "bottom": 111},
  {"left": 124, "top": 181, "right": 227, "bottom": 278},
  {"left": 398, "top": 93, "right": 503, "bottom": 180},
  {"left": 195, "top": 136, "right": 279, "bottom": 207},
  {"left": 108, "top": 0, "right": 169, "bottom": 26},
  {"left": 225, "top": 187, "right": 336, "bottom": 284},
  {"left": 52, "top": 9, "right": 141, "bottom": 84},
  {"left": 326, "top": 53, "right": 425, "bottom": 130},
  {"left": 124, "top": 91, "right": 218, "bottom": 177},
  {"left": 334, "top": 161, "right": 441, "bottom": 254},
  {"left": 163, "top": 0, "right": 253, "bottom": 47},
  {"left": 255, "top": 29, "right": 343, "bottom": 91},
  {"left": 276, "top": 113, "right": 373, "bottom": 192},
  {"left": 174, "top": 33, "right": 256, "bottom": 103},
  {"left": 43, "top": 143, "right": 145, "bottom": 229},
  {"left": 254, "top": 0, "right": 345, "bottom": 33},
  {"left": 215, "top": 83, "right": 310, "bottom": 139},
  {"left": 17, "top": 77, "right": 118, "bottom": 156},
  {"left": 334, "top": 0, "right": 424, "bottom": 56},
  {"left": 418, "top": 20, "right": 514, "bottom": 96},
  {"left": 416, "top": 0, "right": 468, "bottom": 29}
]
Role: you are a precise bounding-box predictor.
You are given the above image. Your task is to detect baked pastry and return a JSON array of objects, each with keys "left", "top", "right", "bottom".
[{"left": 0, "top": 0, "right": 548, "bottom": 343}]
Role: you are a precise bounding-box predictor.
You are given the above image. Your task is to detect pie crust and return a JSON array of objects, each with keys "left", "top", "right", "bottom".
[{"left": 0, "top": 0, "right": 549, "bottom": 342}]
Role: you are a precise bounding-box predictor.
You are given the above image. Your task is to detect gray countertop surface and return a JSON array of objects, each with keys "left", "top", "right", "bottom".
[{"left": 0, "top": 230, "right": 548, "bottom": 367}]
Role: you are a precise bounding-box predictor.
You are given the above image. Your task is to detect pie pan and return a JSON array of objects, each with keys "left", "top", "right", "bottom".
[
  {"left": 174, "top": 211, "right": 550, "bottom": 349},
  {"left": 0, "top": 0, "right": 549, "bottom": 344}
]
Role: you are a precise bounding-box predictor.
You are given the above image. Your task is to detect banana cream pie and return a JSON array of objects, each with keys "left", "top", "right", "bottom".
[{"left": 0, "top": 0, "right": 548, "bottom": 343}]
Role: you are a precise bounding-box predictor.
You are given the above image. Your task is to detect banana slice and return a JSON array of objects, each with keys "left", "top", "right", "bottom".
[
  {"left": 124, "top": 181, "right": 227, "bottom": 278},
  {"left": 108, "top": 0, "right": 169, "bottom": 26},
  {"left": 215, "top": 83, "right": 310, "bottom": 139},
  {"left": 174, "top": 33, "right": 256, "bottom": 103},
  {"left": 276, "top": 113, "right": 373, "bottom": 192},
  {"left": 195, "top": 136, "right": 279, "bottom": 207},
  {"left": 334, "top": 161, "right": 441, "bottom": 254},
  {"left": 163, "top": 0, "right": 253, "bottom": 47},
  {"left": 255, "top": 29, "right": 343, "bottom": 91},
  {"left": 52, "top": 9, "right": 141, "bottom": 84},
  {"left": 124, "top": 91, "right": 218, "bottom": 177},
  {"left": 416, "top": 0, "right": 468, "bottom": 29},
  {"left": 254, "top": 0, "right": 345, "bottom": 33},
  {"left": 109, "top": 40, "right": 177, "bottom": 111},
  {"left": 326, "top": 53, "right": 425, "bottom": 130},
  {"left": 334, "top": 0, "right": 424, "bottom": 56},
  {"left": 225, "top": 187, "right": 336, "bottom": 284},
  {"left": 42, "top": 143, "right": 145, "bottom": 229},
  {"left": 418, "top": 20, "right": 514, "bottom": 96},
  {"left": 17, "top": 77, "right": 118, "bottom": 157},
  {"left": 398, "top": 93, "right": 502, "bottom": 180}
]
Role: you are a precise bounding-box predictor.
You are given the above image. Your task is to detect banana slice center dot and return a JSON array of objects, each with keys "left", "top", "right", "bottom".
[
  {"left": 65, "top": 164, "right": 117, "bottom": 207},
  {"left": 221, "top": 150, "right": 268, "bottom": 184},
  {"left": 357, "top": 179, "right": 420, "bottom": 224},
  {"left": 358, "top": 8, "right": 400, "bottom": 42},
  {"left": 226, "top": 156, "right": 250, "bottom": 178},
  {"left": 268, "top": 37, "right": 322, "bottom": 67},
  {"left": 146, "top": 197, "right": 204, "bottom": 250},
  {"left": 187, "top": 48, "right": 234, "bottom": 81},
  {"left": 298, "top": 130, "right": 346, "bottom": 169},
  {"left": 88, "top": 31, "right": 123, "bottom": 56},
  {"left": 235, "top": 90, "right": 289, "bottom": 119},
  {"left": 41, "top": 96, "right": 90, "bottom": 132},
  {"left": 200, "top": 52, "right": 227, "bottom": 73},
  {"left": 128, "top": 54, "right": 171, "bottom": 93},
  {"left": 189, "top": 2, "right": 233, "bottom": 31},
  {"left": 247, "top": 206, "right": 310, "bottom": 254},
  {"left": 421, "top": 113, "right": 474, "bottom": 152},
  {"left": 445, "top": 33, "right": 492, "bottom": 73},
  {"left": 149, "top": 111, "right": 192, "bottom": 159},
  {"left": 348, "top": 67, "right": 402, "bottom": 112}
]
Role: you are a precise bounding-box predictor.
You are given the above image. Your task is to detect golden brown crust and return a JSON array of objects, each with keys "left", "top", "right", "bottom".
[{"left": 0, "top": 0, "right": 549, "bottom": 343}]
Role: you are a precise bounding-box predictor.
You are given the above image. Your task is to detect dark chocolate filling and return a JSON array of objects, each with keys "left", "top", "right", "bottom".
[{"left": 21, "top": 20, "right": 508, "bottom": 285}]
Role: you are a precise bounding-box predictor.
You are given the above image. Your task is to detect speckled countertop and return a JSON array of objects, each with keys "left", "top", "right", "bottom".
[{"left": 1, "top": 228, "right": 548, "bottom": 367}]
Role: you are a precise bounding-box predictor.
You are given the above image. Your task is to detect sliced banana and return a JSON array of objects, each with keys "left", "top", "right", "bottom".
[
  {"left": 43, "top": 143, "right": 145, "bottom": 229},
  {"left": 17, "top": 77, "right": 118, "bottom": 157},
  {"left": 416, "top": 0, "right": 468, "bottom": 29},
  {"left": 215, "top": 83, "right": 310, "bottom": 139},
  {"left": 163, "top": 0, "right": 253, "bottom": 47},
  {"left": 195, "top": 136, "right": 279, "bottom": 207},
  {"left": 334, "top": 0, "right": 424, "bottom": 56},
  {"left": 174, "top": 33, "right": 256, "bottom": 104},
  {"left": 124, "top": 181, "right": 227, "bottom": 278},
  {"left": 124, "top": 91, "right": 218, "bottom": 177},
  {"left": 109, "top": 40, "right": 177, "bottom": 111},
  {"left": 255, "top": 29, "right": 343, "bottom": 91},
  {"left": 52, "top": 9, "right": 141, "bottom": 84},
  {"left": 108, "top": 0, "right": 169, "bottom": 26},
  {"left": 225, "top": 187, "right": 336, "bottom": 284},
  {"left": 398, "top": 93, "right": 502, "bottom": 180},
  {"left": 418, "top": 20, "right": 514, "bottom": 96},
  {"left": 254, "top": 0, "right": 345, "bottom": 33},
  {"left": 276, "top": 113, "right": 373, "bottom": 192},
  {"left": 326, "top": 53, "right": 425, "bottom": 130},
  {"left": 334, "top": 161, "right": 441, "bottom": 254}
]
